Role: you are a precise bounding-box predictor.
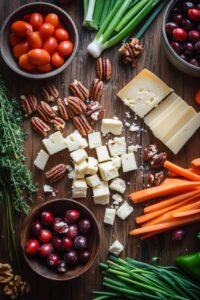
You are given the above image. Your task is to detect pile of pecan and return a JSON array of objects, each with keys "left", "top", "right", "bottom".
[{"left": 119, "top": 38, "right": 144, "bottom": 68}]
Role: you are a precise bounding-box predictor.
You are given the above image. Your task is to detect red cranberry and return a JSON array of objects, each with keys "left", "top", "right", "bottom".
[
  {"left": 172, "top": 229, "right": 186, "bottom": 240},
  {"left": 183, "top": 2, "right": 195, "bottom": 12},
  {"left": 78, "top": 219, "right": 91, "bottom": 234},
  {"left": 173, "top": 28, "right": 188, "bottom": 41},
  {"left": 194, "top": 41, "right": 200, "bottom": 54},
  {"left": 172, "top": 7, "right": 181, "bottom": 15},
  {"left": 47, "top": 253, "right": 61, "bottom": 268},
  {"left": 38, "top": 229, "right": 52, "bottom": 243},
  {"left": 180, "top": 53, "right": 189, "bottom": 61},
  {"left": 188, "top": 58, "right": 200, "bottom": 66},
  {"left": 25, "top": 239, "right": 40, "bottom": 255},
  {"left": 65, "top": 224, "right": 78, "bottom": 240},
  {"left": 31, "top": 220, "right": 42, "bottom": 237},
  {"left": 188, "top": 8, "right": 200, "bottom": 22},
  {"left": 39, "top": 243, "right": 54, "bottom": 257},
  {"left": 74, "top": 235, "right": 87, "bottom": 251},
  {"left": 165, "top": 22, "right": 178, "bottom": 35},
  {"left": 64, "top": 250, "right": 78, "bottom": 266},
  {"left": 170, "top": 41, "right": 183, "bottom": 54},
  {"left": 65, "top": 210, "right": 80, "bottom": 224},
  {"left": 57, "top": 260, "right": 67, "bottom": 274},
  {"left": 52, "top": 236, "right": 62, "bottom": 251},
  {"left": 173, "top": 14, "right": 184, "bottom": 24},
  {"left": 182, "top": 18, "right": 193, "bottom": 30},
  {"left": 188, "top": 30, "right": 200, "bottom": 42},
  {"left": 41, "top": 211, "right": 54, "bottom": 226},
  {"left": 61, "top": 237, "right": 73, "bottom": 251},
  {"left": 183, "top": 42, "right": 194, "bottom": 55},
  {"left": 79, "top": 250, "right": 91, "bottom": 264},
  {"left": 53, "top": 218, "right": 68, "bottom": 234}
]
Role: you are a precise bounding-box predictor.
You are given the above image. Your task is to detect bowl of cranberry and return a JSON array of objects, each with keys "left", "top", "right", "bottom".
[
  {"left": 21, "top": 199, "right": 101, "bottom": 281},
  {"left": 0, "top": 2, "right": 78, "bottom": 79},
  {"left": 162, "top": 0, "right": 200, "bottom": 77}
]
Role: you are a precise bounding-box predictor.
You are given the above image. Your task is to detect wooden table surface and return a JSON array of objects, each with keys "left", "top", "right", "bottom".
[{"left": 0, "top": 0, "right": 200, "bottom": 299}]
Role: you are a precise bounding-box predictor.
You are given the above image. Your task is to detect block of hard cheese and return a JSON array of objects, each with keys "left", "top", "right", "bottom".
[
  {"left": 166, "top": 112, "right": 200, "bottom": 154},
  {"left": 117, "top": 69, "right": 173, "bottom": 118}
]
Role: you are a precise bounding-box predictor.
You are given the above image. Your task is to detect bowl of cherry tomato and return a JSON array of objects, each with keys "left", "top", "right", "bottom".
[{"left": 0, "top": 2, "right": 79, "bottom": 79}]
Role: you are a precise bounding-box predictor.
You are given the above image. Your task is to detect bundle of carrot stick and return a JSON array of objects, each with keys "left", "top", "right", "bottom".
[{"left": 129, "top": 158, "right": 200, "bottom": 239}]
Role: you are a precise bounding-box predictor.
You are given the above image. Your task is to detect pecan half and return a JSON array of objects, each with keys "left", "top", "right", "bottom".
[
  {"left": 41, "top": 83, "right": 59, "bottom": 102},
  {"left": 96, "top": 58, "right": 112, "bottom": 81},
  {"left": 151, "top": 152, "right": 167, "bottom": 169},
  {"left": 56, "top": 98, "right": 69, "bottom": 120},
  {"left": 73, "top": 115, "right": 92, "bottom": 136},
  {"left": 69, "top": 80, "right": 89, "bottom": 101},
  {"left": 52, "top": 116, "right": 65, "bottom": 130},
  {"left": 37, "top": 101, "right": 56, "bottom": 123},
  {"left": 119, "top": 38, "right": 144, "bottom": 68},
  {"left": 45, "top": 164, "right": 67, "bottom": 183},
  {"left": 31, "top": 117, "right": 50, "bottom": 137},
  {"left": 89, "top": 78, "right": 104, "bottom": 102},
  {"left": 143, "top": 144, "right": 158, "bottom": 161},
  {"left": 64, "top": 96, "right": 87, "bottom": 115},
  {"left": 154, "top": 171, "right": 165, "bottom": 186},
  {"left": 85, "top": 101, "right": 105, "bottom": 122},
  {"left": 20, "top": 94, "right": 38, "bottom": 116}
]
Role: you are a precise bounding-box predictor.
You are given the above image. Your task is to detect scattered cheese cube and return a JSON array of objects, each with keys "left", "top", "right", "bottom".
[
  {"left": 109, "top": 240, "right": 124, "bottom": 256},
  {"left": 128, "top": 144, "right": 141, "bottom": 153},
  {"left": 88, "top": 131, "right": 102, "bottom": 149},
  {"left": 86, "top": 175, "right": 101, "bottom": 187},
  {"left": 94, "top": 195, "right": 109, "bottom": 205},
  {"left": 104, "top": 208, "right": 116, "bottom": 225},
  {"left": 116, "top": 201, "right": 133, "bottom": 220},
  {"left": 72, "top": 179, "right": 87, "bottom": 198},
  {"left": 93, "top": 181, "right": 110, "bottom": 198},
  {"left": 121, "top": 153, "right": 137, "bottom": 172},
  {"left": 34, "top": 149, "right": 49, "bottom": 170},
  {"left": 99, "top": 161, "right": 119, "bottom": 181},
  {"left": 70, "top": 149, "right": 88, "bottom": 164},
  {"left": 110, "top": 178, "right": 126, "bottom": 194},
  {"left": 65, "top": 130, "right": 88, "bottom": 152},
  {"left": 101, "top": 119, "right": 123, "bottom": 135},
  {"left": 43, "top": 131, "right": 67, "bottom": 155},
  {"left": 108, "top": 137, "right": 126, "bottom": 156},
  {"left": 75, "top": 160, "right": 88, "bottom": 175},
  {"left": 111, "top": 156, "right": 121, "bottom": 169},
  {"left": 86, "top": 157, "right": 98, "bottom": 175},
  {"left": 112, "top": 193, "right": 123, "bottom": 205},
  {"left": 43, "top": 184, "right": 54, "bottom": 193},
  {"left": 96, "top": 145, "right": 110, "bottom": 162},
  {"left": 68, "top": 170, "right": 75, "bottom": 179}
]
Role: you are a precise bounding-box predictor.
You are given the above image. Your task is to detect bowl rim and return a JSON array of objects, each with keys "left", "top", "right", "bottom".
[
  {"left": 21, "top": 198, "right": 101, "bottom": 281},
  {"left": 162, "top": 0, "right": 200, "bottom": 71},
  {"left": 0, "top": 2, "right": 79, "bottom": 80}
]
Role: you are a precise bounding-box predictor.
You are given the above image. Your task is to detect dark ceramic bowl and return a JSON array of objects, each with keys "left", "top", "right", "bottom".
[
  {"left": 162, "top": 0, "right": 200, "bottom": 77},
  {"left": 21, "top": 199, "right": 101, "bottom": 281},
  {"left": 0, "top": 2, "right": 79, "bottom": 79}
]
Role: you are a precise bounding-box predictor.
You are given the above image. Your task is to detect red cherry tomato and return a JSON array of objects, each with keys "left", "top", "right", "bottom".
[
  {"left": 45, "top": 13, "right": 59, "bottom": 29},
  {"left": 27, "top": 31, "right": 43, "bottom": 49},
  {"left": 37, "top": 63, "right": 53, "bottom": 72},
  {"left": 29, "top": 13, "right": 43, "bottom": 30},
  {"left": 39, "top": 23, "right": 55, "bottom": 40},
  {"left": 13, "top": 41, "right": 29, "bottom": 59},
  {"left": 19, "top": 54, "right": 35, "bottom": 71},
  {"left": 11, "top": 21, "right": 32, "bottom": 36},
  {"left": 23, "top": 14, "right": 31, "bottom": 22},
  {"left": 28, "top": 49, "right": 50, "bottom": 66},
  {"left": 9, "top": 33, "right": 23, "bottom": 47},
  {"left": 43, "top": 37, "right": 57, "bottom": 54},
  {"left": 54, "top": 28, "right": 69, "bottom": 42},
  {"left": 58, "top": 40, "right": 73, "bottom": 57},
  {"left": 51, "top": 51, "right": 64, "bottom": 67}
]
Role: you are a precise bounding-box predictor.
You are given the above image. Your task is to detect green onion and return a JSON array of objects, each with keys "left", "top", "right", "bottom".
[
  {"left": 99, "top": 0, "right": 112, "bottom": 28},
  {"left": 92, "top": 0, "right": 105, "bottom": 30}
]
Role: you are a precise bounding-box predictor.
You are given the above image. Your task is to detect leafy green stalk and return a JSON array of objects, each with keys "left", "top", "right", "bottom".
[
  {"left": 99, "top": 0, "right": 112, "bottom": 28},
  {"left": 92, "top": 0, "right": 106, "bottom": 30}
]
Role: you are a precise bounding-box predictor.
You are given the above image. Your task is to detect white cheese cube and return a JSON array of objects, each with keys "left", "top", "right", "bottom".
[
  {"left": 34, "top": 149, "right": 49, "bottom": 170},
  {"left": 86, "top": 175, "right": 101, "bottom": 187},
  {"left": 96, "top": 145, "right": 110, "bottom": 162},
  {"left": 74, "top": 160, "right": 88, "bottom": 175},
  {"left": 43, "top": 184, "right": 54, "bottom": 193},
  {"left": 86, "top": 157, "right": 98, "bottom": 175},
  {"left": 93, "top": 181, "right": 110, "bottom": 198},
  {"left": 70, "top": 149, "right": 88, "bottom": 164},
  {"left": 65, "top": 130, "right": 88, "bottom": 152},
  {"left": 72, "top": 179, "right": 87, "bottom": 198},
  {"left": 128, "top": 144, "right": 141, "bottom": 153},
  {"left": 110, "top": 178, "right": 126, "bottom": 194},
  {"left": 108, "top": 137, "right": 126, "bottom": 156},
  {"left": 68, "top": 170, "right": 75, "bottom": 179},
  {"left": 109, "top": 240, "right": 124, "bottom": 256},
  {"left": 43, "top": 131, "right": 67, "bottom": 155},
  {"left": 101, "top": 119, "right": 123, "bottom": 135},
  {"left": 112, "top": 193, "right": 123, "bottom": 205},
  {"left": 116, "top": 201, "right": 133, "bottom": 220},
  {"left": 111, "top": 156, "right": 121, "bottom": 169},
  {"left": 121, "top": 153, "right": 137, "bottom": 172},
  {"left": 99, "top": 161, "right": 119, "bottom": 181},
  {"left": 88, "top": 131, "right": 102, "bottom": 149},
  {"left": 104, "top": 208, "right": 116, "bottom": 225},
  {"left": 94, "top": 195, "right": 109, "bottom": 205}
]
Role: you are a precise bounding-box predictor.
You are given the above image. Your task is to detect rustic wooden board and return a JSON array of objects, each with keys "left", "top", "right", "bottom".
[{"left": 0, "top": 0, "right": 200, "bottom": 299}]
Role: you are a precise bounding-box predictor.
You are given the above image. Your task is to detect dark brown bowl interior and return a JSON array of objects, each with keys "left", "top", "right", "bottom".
[
  {"left": 21, "top": 199, "right": 101, "bottom": 281},
  {"left": 0, "top": 2, "right": 79, "bottom": 79}
]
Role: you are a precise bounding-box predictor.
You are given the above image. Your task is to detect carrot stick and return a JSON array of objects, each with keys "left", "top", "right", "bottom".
[
  {"left": 173, "top": 209, "right": 200, "bottom": 218},
  {"left": 164, "top": 160, "right": 200, "bottom": 181},
  {"left": 191, "top": 158, "right": 200, "bottom": 168},
  {"left": 188, "top": 167, "right": 200, "bottom": 175},
  {"left": 141, "top": 229, "right": 167, "bottom": 240},
  {"left": 143, "top": 190, "right": 200, "bottom": 214},
  {"left": 129, "top": 181, "right": 200, "bottom": 204},
  {"left": 129, "top": 214, "right": 200, "bottom": 236}
]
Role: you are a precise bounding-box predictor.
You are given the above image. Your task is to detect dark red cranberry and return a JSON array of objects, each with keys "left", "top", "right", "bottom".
[
  {"left": 39, "top": 243, "right": 54, "bottom": 257},
  {"left": 188, "top": 58, "right": 200, "bottom": 66},
  {"left": 173, "top": 14, "right": 184, "bottom": 24},
  {"left": 170, "top": 41, "right": 183, "bottom": 54},
  {"left": 53, "top": 218, "right": 68, "bottom": 234},
  {"left": 65, "top": 210, "right": 80, "bottom": 224},
  {"left": 38, "top": 229, "right": 52, "bottom": 243},
  {"left": 194, "top": 41, "right": 200, "bottom": 54},
  {"left": 173, "top": 28, "right": 188, "bottom": 41},
  {"left": 31, "top": 220, "right": 42, "bottom": 237},
  {"left": 41, "top": 211, "right": 54, "bottom": 226},
  {"left": 61, "top": 237, "right": 73, "bottom": 251},
  {"left": 64, "top": 250, "right": 78, "bottom": 266},
  {"left": 79, "top": 250, "right": 91, "bottom": 264},
  {"left": 78, "top": 219, "right": 91, "bottom": 234},
  {"left": 65, "top": 224, "right": 78, "bottom": 240},
  {"left": 25, "top": 239, "right": 40, "bottom": 255},
  {"left": 180, "top": 53, "right": 189, "bottom": 61},
  {"left": 165, "top": 22, "right": 178, "bottom": 35},
  {"left": 57, "top": 260, "right": 67, "bottom": 274},
  {"left": 74, "top": 235, "right": 87, "bottom": 251},
  {"left": 182, "top": 18, "right": 193, "bottom": 30},
  {"left": 188, "top": 30, "right": 200, "bottom": 42},
  {"left": 47, "top": 253, "right": 61, "bottom": 268},
  {"left": 172, "top": 7, "right": 181, "bottom": 15},
  {"left": 172, "top": 229, "right": 186, "bottom": 240},
  {"left": 188, "top": 8, "right": 200, "bottom": 22},
  {"left": 183, "top": 42, "right": 194, "bottom": 55},
  {"left": 52, "top": 236, "right": 62, "bottom": 251},
  {"left": 183, "top": 2, "right": 195, "bottom": 12}
]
